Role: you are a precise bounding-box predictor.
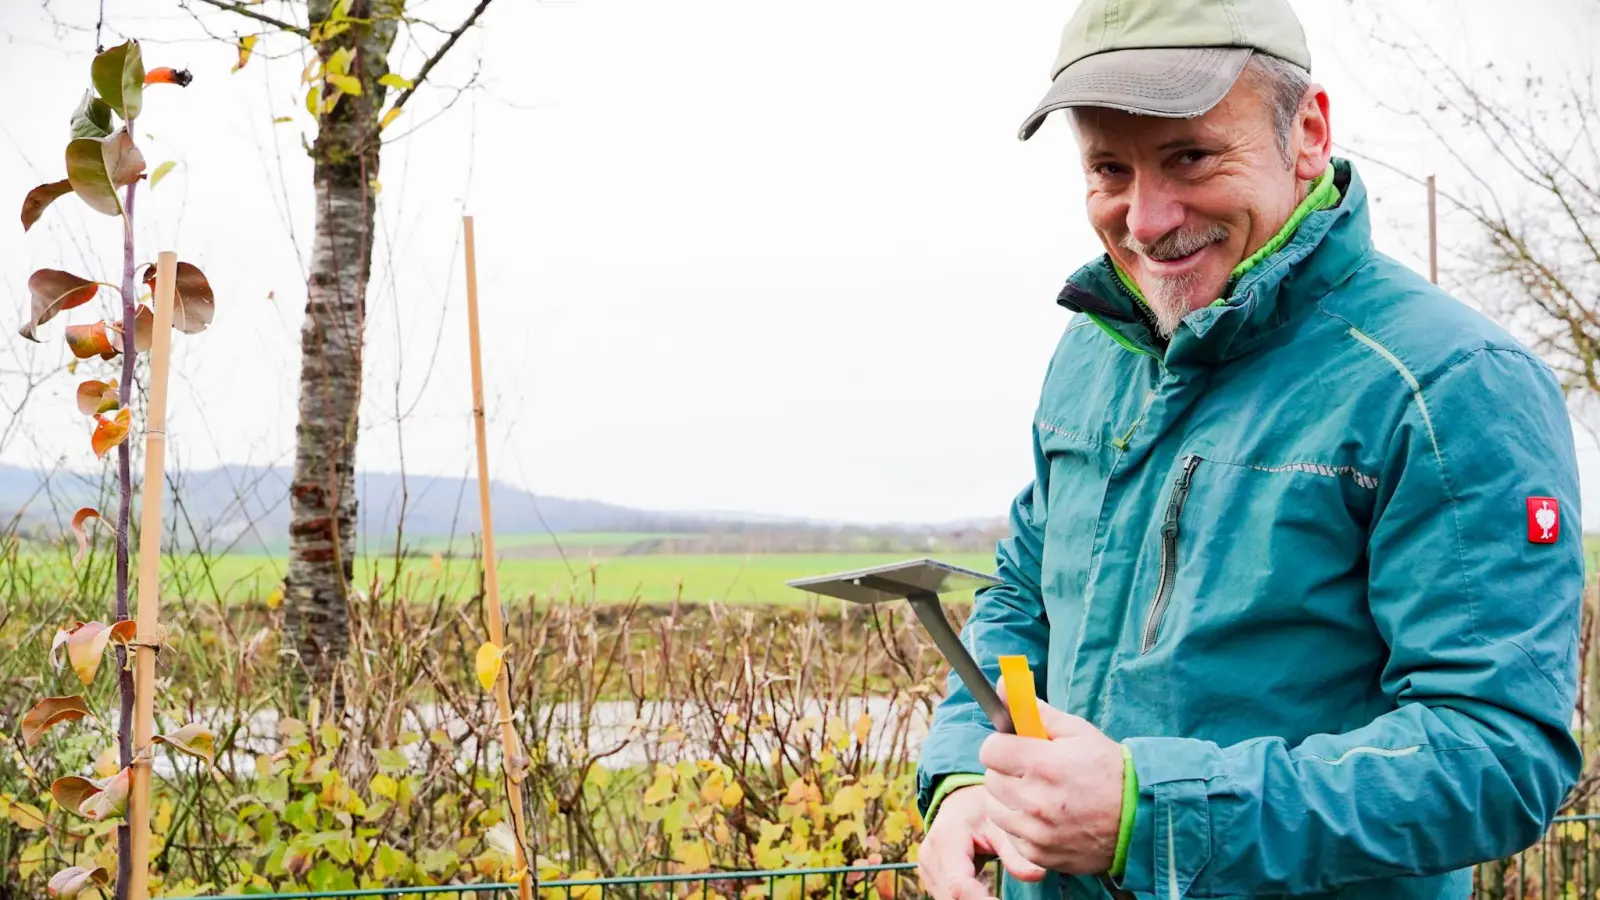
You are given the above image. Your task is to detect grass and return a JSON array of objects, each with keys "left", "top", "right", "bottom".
[
  {"left": 163, "top": 551, "right": 998, "bottom": 606},
  {"left": 407, "top": 531, "right": 700, "bottom": 553}
]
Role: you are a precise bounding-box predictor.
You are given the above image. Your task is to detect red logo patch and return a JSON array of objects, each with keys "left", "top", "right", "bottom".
[{"left": 1527, "top": 497, "right": 1560, "bottom": 544}]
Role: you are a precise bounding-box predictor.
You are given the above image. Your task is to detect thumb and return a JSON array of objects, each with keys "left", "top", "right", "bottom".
[{"left": 1036, "top": 698, "right": 1096, "bottom": 740}]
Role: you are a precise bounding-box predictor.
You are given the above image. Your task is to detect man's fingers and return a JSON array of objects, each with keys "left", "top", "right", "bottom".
[
  {"left": 986, "top": 822, "right": 1048, "bottom": 883},
  {"left": 981, "top": 769, "right": 1029, "bottom": 811},
  {"left": 978, "top": 732, "right": 1038, "bottom": 774},
  {"left": 1035, "top": 699, "right": 1095, "bottom": 739}
]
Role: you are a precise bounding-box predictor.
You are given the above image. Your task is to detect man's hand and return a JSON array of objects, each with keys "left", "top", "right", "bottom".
[
  {"left": 978, "top": 686, "right": 1127, "bottom": 876},
  {"left": 918, "top": 783, "right": 1047, "bottom": 900}
]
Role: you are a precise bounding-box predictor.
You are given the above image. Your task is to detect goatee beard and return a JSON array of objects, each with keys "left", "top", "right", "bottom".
[{"left": 1119, "top": 224, "right": 1229, "bottom": 339}]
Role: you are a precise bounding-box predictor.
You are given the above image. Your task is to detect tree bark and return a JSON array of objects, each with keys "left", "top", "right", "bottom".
[{"left": 285, "top": 1, "right": 399, "bottom": 692}]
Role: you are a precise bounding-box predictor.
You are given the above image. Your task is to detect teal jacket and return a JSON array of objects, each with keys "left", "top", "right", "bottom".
[{"left": 916, "top": 160, "right": 1584, "bottom": 899}]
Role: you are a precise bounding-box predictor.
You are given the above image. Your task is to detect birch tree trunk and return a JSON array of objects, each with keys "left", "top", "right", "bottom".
[{"left": 285, "top": 0, "right": 399, "bottom": 691}]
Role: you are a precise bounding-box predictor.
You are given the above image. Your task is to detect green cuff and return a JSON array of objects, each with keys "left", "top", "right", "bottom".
[
  {"left": 1109, "top": 745, "right": 1138, "bottom": 878},
  {"left": 923, "top": 772, "right": 987, "bottom": 826}
]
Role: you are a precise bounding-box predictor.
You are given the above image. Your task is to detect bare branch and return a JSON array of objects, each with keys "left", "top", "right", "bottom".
[
  {"left": 392, "top": 0, "right": 493, "bottom": 112},
  {"left": 186, "top": 0, "right": 310, "bottom": 38}
]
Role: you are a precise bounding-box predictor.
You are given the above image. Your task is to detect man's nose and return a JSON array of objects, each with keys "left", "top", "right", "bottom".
[{"left": 1124, "top": 180, "right": 1186, "bottom": 248}]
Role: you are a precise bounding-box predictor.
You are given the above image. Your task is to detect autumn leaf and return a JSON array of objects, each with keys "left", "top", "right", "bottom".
[
  {"left": 379, "top": 107, "right": 403, "bottom": 130},
  {"left": 233, "top": 35, "right": 257, "bottom": 73},
  {"left": 327, "top": 73, "right": 362, "bottom": 96},
  {"left": 133, "top": 304, "right": 154, "bottom": 352},
  {"left": 21, "top": 180, "right": 73, "bottom": 232},
  {"left": 853, "top": 711, "right": 872, "bottom": 746},
  {"left": 66, "top": 621, "right": 115, "bottom": 684},
  {"left": 92, "top": 40, "right": 145, "bottom": 120},
  {"left": 65, "top": 131, "right": 144, "bottom": 218},
  {"left": 50, "top": 622, "right": 80, "bottom": 670},
  {"left": 109, "top": 620, "right": 137, "bottom": 644},
  {"left": 475, "top": 641, "right": 509, "bottom": 692},
  {"left": 92, "top": 408, "right": 132, "bottom": 460},
  {"left": 154, "top": 723, "right": 216, "bottom": 766},
  {"left": 21, "top": 269, "right": 100, "bottom": 342},
  {"left": 70, "top": 91, "right": 113, "bottom": 139},
  {"left": 141, "top": 261, "right": 214, "bottom": 334},
  {"left": 149, "top": 160, "right": 176, "bottom": 189},
  {"left": 485, "top": 821, "right": 518, "bottom": 858},
  {"left": 720, "top": 781, "right": 744, "bottom": 808},
  {"left": 7, "top": 801, "right": 46, "bottom": 830},
  {"left": 70, "top": 507, "right": 102, "bottom": 566},
  {"left": 79, "top": 767, "right": 130, "bottom": 821},
  {"left": 872, "top": 869, "right": 898, "bottom": 899},
  {"left": 378, "top": 72, "right": 414, "bottom": 91},
  {"left": 21, "top": 695, "right": 92, "bottom": 746},
  {"left": 47, "top": 865, "right": 109, "bottom": 899},
  {"left": 65, "top": 322, "right": 119, "bottom": 360},
  {"left": 144, "top": 67, "right": 193, "bottom": 87},
  {"left": 50, "top": 775, "right": 103, "bottom": 815},
  {"left": 75, "top": 381, "right": 119, "bottom": 416}
]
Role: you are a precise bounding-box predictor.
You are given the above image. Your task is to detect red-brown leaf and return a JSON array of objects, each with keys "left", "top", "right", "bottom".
[
  {"left": 65, "top": 322, "right": 119, "bottom": 360},
  {"left": 50, "top": 776, "right": 103, "bottom": 815},
  {"left": 21, "top": 269, "right": 99, "bottom": 342},
  {"left": 74, "top": 380, "right": 119, "bottom": 416},
  {"left": 145, "top": 67, "right": 193, "bottom": 87},
  {"left": 46, "top": 865, "right": 109, "bottom": 899},
  {"left": 134, "top": 304, "right": 154, "bottom": 352},
  {"left": 21, "top": 180, "right": 72, "bottom": 232},
  {"left": 70, "top": 507, "right": 101, "bottom": 567},
  {"left": 103, "top": 129, "right": 145, "bottom": 189},
  {"left": 91, "top": 408, "right": 131, "bottom": 460},
  {"left": 142, "top": 261, "right": 214, "bottom": 334},
  {"left": 21, "top": 695, "right": 91, "bottom": 747},
  {"left": 66, "top": 621, "right": 115, "bottom": 684},
  {"left": 110, "top": 620, "right": 137, "bottom": 644},
  {"left": 79, "top": 766, "right": 129, "bottom": 821}
]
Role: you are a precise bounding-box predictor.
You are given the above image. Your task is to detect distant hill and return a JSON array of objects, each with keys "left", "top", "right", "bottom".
[{"left": 0, "top": 463, "right": 1005, "bottom": 555}]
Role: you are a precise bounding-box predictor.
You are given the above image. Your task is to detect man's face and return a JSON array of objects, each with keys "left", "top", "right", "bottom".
[{"left": 1071, "top": 76, "right": 1326, "bottom": 337}]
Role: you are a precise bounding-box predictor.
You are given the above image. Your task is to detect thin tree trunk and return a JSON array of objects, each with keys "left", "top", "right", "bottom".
[
  {"left": 284, "top": 0, "right": 399, "bottom": 694},
  {"left": 114, "top": 179, "right": 138, "bottom": 900}
]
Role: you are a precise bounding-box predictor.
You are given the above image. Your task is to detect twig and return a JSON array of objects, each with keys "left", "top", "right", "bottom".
[
  {"left": 187, "top": 0, "right": 310, "bottom": 38},
  {"left": 391, "top": 0, "right": 493, "bottom": 112}
]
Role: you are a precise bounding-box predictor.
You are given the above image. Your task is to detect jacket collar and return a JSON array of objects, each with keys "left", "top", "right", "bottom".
[{"left": 1057, "top": 158, "right": 1373, "bottom": 365}]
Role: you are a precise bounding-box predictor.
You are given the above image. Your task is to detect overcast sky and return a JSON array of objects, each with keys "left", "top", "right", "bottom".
[{"left": 1, "top": 0, "right": 1598, "bottom": 524}]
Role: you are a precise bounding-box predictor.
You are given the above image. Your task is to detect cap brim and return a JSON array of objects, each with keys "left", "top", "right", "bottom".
[{"left": 1018, "top": 46, "right": 1252, "bottom": 140}]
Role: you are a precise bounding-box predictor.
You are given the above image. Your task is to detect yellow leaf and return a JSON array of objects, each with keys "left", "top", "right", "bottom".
[
  {"left": 305, "top": 86, "right": 319, "bottom": 116},
  {"left": 153, "top": 723, "right": 216, "bottom": 766},
  {"left": 8, "top": 801, "right": 47, "bottom": 830},
  {"left": 882, "top": 810, "right": 909, "bottom": 844},
  {"left": 826, "top": 716, "right": 848, "bottom": 750},
  {"left": 830, "top": 784, "right": 865, "bottom": 819},
  {"left": 676, "top": 840, "right": 710, "bottom": 873},
  {"left": 642, "top": 771, "right": 673, "bottom": 806},
  {"left": 94, "top": 746, "right": 119, "bottom": 779},
  {"left": 149, "top": 160, "right": 176, "bottom": 189},
  {"left": 327, "top": 73, "right": 362, "bottom": 96},
  {"left": 853, "top": 712, "right": 872, "bottom": 746},
  {"left": 265, "top": 587, "right": 283, "bottom": 609},
  {"left": 699, "top": 772, "right": 725, "bottom": 804},
  {"left": 380, "top": 107, "right": 403, "bottom": 131},
  {"left": 19, "top": 839, "right": 47, "bottom": 878},
  {"left": 719, "top": 781, "right": 744, "bottom": 808},
  {"left": 475, "top": 642, "right": 509, "bottom": 692},
  {"left": 378, "top": 73, "right": 414, "bottom": 90},
  {"left": 233, "top": 34, "right": 257, "bottom": 73},
  {"left": 370, "top": 773, "right": 398, "bottom": 800}
]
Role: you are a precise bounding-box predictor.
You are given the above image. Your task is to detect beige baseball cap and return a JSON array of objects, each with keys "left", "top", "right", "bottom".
[{"left": 1019, "top": 0, "right": 1311, "bottom": 140}]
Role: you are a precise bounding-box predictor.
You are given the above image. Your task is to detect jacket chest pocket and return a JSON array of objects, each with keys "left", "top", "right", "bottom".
[{"left": 1135, "top": 453, "right": 1377, "bottom": 658}]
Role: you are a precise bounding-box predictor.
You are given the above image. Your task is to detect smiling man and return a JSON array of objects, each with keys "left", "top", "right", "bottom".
[{"left": 915, "top": 1, "right": 1585, "bottom": 899}]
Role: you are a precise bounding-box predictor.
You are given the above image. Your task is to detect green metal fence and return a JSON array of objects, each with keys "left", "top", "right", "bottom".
[{"left": 181, "top": 814, "right": 1600, "bottom": 900}]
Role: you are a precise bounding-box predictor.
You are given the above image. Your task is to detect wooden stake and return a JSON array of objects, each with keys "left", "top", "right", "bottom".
[
  {"left": 1427, "top": 174, "right": 1438, "bottom": 284},
  {"left": 127, "top": 251, "right": 177, "bottom": 900},
  {"left": 463, "top": 216, "right": 534, "bottom": 900}
]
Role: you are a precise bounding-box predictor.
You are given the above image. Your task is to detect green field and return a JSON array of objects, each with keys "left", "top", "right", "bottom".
[
  {"left": 161, "top": 551, "right": 998, "bottom": 606},
  {"left": 408, "top": 531, "right": 698, "bottom": 553}
]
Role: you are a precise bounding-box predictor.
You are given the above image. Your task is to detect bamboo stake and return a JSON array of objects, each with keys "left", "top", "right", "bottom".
[
  {"left": 1427, "top": 174, "right": 1438, "bottom": 284},
  {"left": 127, "top": 251, "right": 177, "bottom": 900},
  {"left": 462, "top": 215, "right": 534, "bottom": 900}
]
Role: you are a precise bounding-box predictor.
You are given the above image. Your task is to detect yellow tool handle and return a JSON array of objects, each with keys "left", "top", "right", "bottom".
[{"left": 997, "top": 655, "right": 1048, "bottom": 739}]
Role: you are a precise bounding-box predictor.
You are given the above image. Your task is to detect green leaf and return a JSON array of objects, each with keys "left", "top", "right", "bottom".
[
  {"left": 21, "top": 180, "right": 72, "bottom": 232},
  {"left": 65, "top": 138, "right": 120, "bottom": 216},
  {"left": 92, "top": 40, "right": 145, "bottom": 121},
  {"left": 273, "top": 116, "right": 294, "bottom": 124},
  {"left": 373, "top": 748, "right": 408, "bottom": 773},
  {"left": 326, "top": 74, "right": 362, "bottom": 96},
  {"left": 149, "top": 160, "right": 176, "bottom": 189},
  {"left": 378, "top": 73, "right": 414, "bottom": 91},
  {"left": 65, "top": 131, "right": 143, "bottom": 218},
  {"left": 326, "top": 46, "right": 355, "bottom": 78},
  {"left": 70, "top": 91, "right": 113, "bottom": 139}
]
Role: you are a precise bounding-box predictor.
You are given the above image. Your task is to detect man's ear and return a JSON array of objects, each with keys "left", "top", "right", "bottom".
[{"left": 1295, "top": 85, "right": 1333, "bottom": 182}]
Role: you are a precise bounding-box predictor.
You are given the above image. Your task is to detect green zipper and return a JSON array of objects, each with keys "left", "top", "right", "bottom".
[{"left": 1141, "top": 454, "right": 1201, "bottom": 654}]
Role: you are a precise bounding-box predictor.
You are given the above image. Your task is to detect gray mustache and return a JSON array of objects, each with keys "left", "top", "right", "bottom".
[{"left": 1121, "top": 225, "right": 1229, "bottom": 262}]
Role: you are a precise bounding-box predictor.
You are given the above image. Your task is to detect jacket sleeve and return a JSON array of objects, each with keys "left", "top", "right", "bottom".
[
  {"left": 915, "top": 430, "right": 1053, "bottom": 817},
  {"left": 1118, "top": 347, "right": 1585, "bottom": 897}
]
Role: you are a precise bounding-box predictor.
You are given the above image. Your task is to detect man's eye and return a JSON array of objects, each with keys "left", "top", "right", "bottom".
[
  {"left": 1176, "top": 149, "right": 1211, "bottom": 165},
  {"left": 1091, "top": 163, "right": 1127, "bottom": 177}
]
